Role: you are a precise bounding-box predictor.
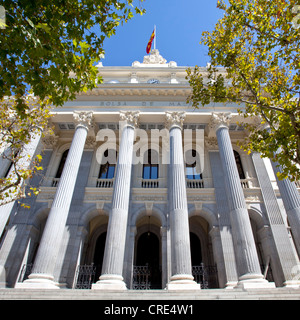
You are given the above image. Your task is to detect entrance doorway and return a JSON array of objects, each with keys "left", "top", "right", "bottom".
[
  {"left": 190, "top": 232, "right": 202, "bottom": 265},
  {"left": 93, "top": 232, "right": 106, "bottom": 281},
  {"left": 134, "top": 231, "right": 162, "bottom": 289}
]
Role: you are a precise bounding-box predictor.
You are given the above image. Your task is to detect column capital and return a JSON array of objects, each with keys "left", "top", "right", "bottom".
[
  {"left": 119, "top": 111, "right": 140, "bottom": 128},
  {"left": 165, "top": 111, "right": 186, "bottom": 130},
  {"left": 208, "top": 112, "right": 232, "bottom": 135},
  {"left": 73, "top": 111, "right": 94, "bottom": 131}
]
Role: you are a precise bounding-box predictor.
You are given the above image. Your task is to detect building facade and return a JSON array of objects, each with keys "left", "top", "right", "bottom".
[{"left": 0, "top": 50, "right": 300, "bottom": 291}]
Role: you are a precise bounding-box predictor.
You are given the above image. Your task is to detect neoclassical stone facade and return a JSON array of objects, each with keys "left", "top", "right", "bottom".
[{"left": 1, "top": 50, "right": 300, "bottom": 291}]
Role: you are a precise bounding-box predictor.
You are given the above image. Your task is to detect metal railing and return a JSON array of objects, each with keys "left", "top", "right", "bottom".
[
  {"left": 74, "top": 264, "right": 96, "bottom": 289},
  {"left": 132, "top": 265, "right": 152, "bottom": 290},
  {"left": 192, "top": 263, "right": 219, "bottom": 289}
]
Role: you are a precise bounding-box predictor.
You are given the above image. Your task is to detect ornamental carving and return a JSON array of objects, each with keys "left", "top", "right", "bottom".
[
  {"left": 119, "top": 111, "right": 140, "bottom": 128},
  {"left": 205, "top": 137, "right": 219, "bottom": 150},
  {"left": 85, "top": 136, "right": 96, "bottom": 149},
  {"left": 42, "top": 135, "right": 59, "bottom": 149},
  {"left": 143, "top": 49, "right": 167, "bottom": 64},
  {"left": 209, "top": 112, "right": 232, "bottom": 133},
  {"left": 165, "top": 111, "right": 186, "bottom": 130},
  {"left": 73, "top": 111, "right": 94, "bottom": 130}
]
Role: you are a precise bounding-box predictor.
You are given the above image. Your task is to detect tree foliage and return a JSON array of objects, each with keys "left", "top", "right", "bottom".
[
  {"left": 0, "top": 0, "right": 145, "bottom": 204},
  {"left": 1, "top": 0, "right": 145, "bottom": 109},
  {"left": 186, "top": 0, "right": 300, "bottom": 181},
  {"left": 0, "top": 97, "right": 51, "bottom": 206}
]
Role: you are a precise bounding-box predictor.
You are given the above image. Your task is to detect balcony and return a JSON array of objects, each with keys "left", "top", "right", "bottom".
[
  {"left": 96, "top": 178, "right": 114, "bottom": 188},
  {"left": 186, "top": 179, "right": 204, "bottom": 189},
  {"left": 141, "top": 179, "right": 159, "bottom": 188}
]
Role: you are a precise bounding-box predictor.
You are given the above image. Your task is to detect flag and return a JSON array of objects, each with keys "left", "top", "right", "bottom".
[{"left": 146, "top": 29, "right": 155, "bottom": 54}]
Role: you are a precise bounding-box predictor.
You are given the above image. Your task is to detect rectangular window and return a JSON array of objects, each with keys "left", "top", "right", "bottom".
[
  {"left": 143, "top": 164, "right": 158, "bottom": 179},
  {"left": 99, "top": 163, "right": 115, "bottom": 179}
]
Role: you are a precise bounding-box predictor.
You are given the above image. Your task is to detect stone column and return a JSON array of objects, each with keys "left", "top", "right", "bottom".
[
  {"left": 124, "top": 226, "right": 137, "bottom": 289},
  {"left": 165, "top": 111, "right": 200, "bottom": 290},
  {"left": 271, "top": 160, "right": 300, "bottom": 257},
  {"left": 161, "top": 226, "right": 168, "bottom": 289},
  {"left": 252, "top": 152, "right": 300, "bottom": 287},
  {"left": 209, "top": 113, "right": 274, "bottom": 288},
  {"left": 17, "top": 111, "right": 93, "bottom": 289},
  {"left": 208, "top": 147, "right": 238, "bottom": 288},
  {"left": 92, "top": 111, "right": 139, "bottom": 290},
  {"left": 261, "top": 122, "right": 300, "bottom": 257}
]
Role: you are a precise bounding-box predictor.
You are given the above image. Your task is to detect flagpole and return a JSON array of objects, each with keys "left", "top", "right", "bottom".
[{"left": 154, "top": 25, "right": 156, "bottom": 50}]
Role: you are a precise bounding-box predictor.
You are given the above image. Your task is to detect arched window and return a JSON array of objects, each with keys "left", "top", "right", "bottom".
[
  {"left": 234, "top": 150, "right": 245, "bottom": 179},
  {"left": 55, "top": 149, "right": 69, "bottom": 178},
  {"left": 143, "top": 149, "right": 159, "bottom": 179},
  {"left": 98, "top": 149, "right": 117, "bottom": 179},
  {"left": 186, "top": 149, "right": 202, "bottom": 180}
]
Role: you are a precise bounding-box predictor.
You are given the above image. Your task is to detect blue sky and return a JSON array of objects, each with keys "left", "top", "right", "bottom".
[{"left": 101, "top": 0, "right": 224, "bottom": 67}]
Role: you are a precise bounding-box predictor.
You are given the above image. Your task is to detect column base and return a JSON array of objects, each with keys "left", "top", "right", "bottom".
[
  {"left": 236, "top": 273, "right": 276, "bottom": 289},
  {"left": 166, "top": 274, "right": 201, "bottom": 291},
  {"left": 91, "top": 274, "right": 127, "bottom": 291},
  {"left": 283, "top": 280, "right": 300, "bottom": 288},
  {"left": 225, "top": 281, "right": 238, "bottom": 289},
  {"left": 15, "top": 273, "right": 60, "bottom": 289}
]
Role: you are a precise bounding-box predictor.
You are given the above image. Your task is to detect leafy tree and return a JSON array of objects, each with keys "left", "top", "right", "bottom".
[
  {"left": 0, "top": 97, "right": 51, "bottom": 206},
  {"left": 0, "top": 0, "right": 145, "bottom": 204},
  {"left": 186, "top": 0, "right": 300, "bottom": 181}
]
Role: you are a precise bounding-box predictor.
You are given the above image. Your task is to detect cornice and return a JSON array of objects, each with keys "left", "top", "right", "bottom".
[{"left": 76, "top": 83, "right": 192, "bottom": 98}]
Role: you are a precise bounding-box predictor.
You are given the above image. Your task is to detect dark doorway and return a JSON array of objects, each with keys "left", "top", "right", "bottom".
[
  {"left": 93, "top": 232, "right": 106, "bottom": 282},
  {"left": 135, "top": 232, "right": 161, "bottom": 289},
  {"left": 190, "top": 232, "right": 202, "bottom": 265}
]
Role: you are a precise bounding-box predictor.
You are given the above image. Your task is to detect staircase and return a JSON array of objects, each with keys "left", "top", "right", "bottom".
[{"left": 0, "top": 287, "right": 299, "bottom": 300}]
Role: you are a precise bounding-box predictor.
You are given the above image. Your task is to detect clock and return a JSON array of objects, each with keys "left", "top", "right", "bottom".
[{"left": 147, "top": 79, "right": 160, "bottom": 84}]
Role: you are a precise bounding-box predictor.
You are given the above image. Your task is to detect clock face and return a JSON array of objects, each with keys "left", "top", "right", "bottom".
[{"left": 147, "top": 79, "right": 160, "bottom": 84}]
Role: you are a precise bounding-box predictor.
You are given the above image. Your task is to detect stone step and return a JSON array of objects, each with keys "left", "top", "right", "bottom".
[{"left": 0, "top": 288, "right": 300, "bottom": 300}]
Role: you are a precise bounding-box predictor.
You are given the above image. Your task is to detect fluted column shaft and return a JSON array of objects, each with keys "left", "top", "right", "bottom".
[
  {"left": 22, "top": 112, "right": 93, "bottom": 287},
  {"left": 217, "top": 126, "right": 263, "bottom": 279},
  {"left": 93, "top": 111, "right": 139, "bottom": 290},
  {"left": 101, "top": 125, "right": 135, "bottom": 276},
  {"left": 169, "top": 126, "right": 192, "bottom": 276},
  {"left": 271, "top": 161, "right": 300, "bottom": 257},
  {"left": 252, "top": 152, "right": 300, "bottom": 286},
  {"left": 211, "top": 113, "right": 264, "bottom": 284},
  {"left": 165, "top": 112, "right": 199, "bottom": 290}
]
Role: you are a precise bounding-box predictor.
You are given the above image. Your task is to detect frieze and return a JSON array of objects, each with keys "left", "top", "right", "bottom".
[
  {"left": 133, "top": 196, "right": 166, "bottom": 202},
  {"left": 98, "top": 101, "right": 193, "bottom": 107}
]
